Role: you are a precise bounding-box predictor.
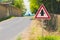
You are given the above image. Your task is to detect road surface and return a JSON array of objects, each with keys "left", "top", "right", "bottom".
[{"left": 0, "top": 17, "right": 32, "bottom": 40}]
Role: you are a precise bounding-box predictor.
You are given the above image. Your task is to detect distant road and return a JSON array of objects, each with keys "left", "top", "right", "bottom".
[{"left": 0, "top": 17, "right": 32, "bottom": 40}]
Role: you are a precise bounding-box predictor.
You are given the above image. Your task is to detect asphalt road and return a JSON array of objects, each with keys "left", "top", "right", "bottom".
[{"left": 0, "top": 17, "right": 32, "bottom": 40}]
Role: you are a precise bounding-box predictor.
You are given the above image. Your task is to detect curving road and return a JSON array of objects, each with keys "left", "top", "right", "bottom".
[{"left": 0, "top": 17, "right": 32, "bottom": 40}]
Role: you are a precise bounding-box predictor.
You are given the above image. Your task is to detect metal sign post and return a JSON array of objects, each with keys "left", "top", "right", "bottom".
[{"left": 41, "top": 19, "right": 44, "bottom": 37}]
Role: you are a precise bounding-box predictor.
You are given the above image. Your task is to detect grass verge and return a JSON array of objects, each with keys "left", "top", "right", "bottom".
[
  {"left": 17, "top": 35, "right": 60, "bottom": 40},
  {"left": 37, "top": 35, "right": 60, "bottom": 40},
  {"left": 16, "top": 36, "right": 21, "bottom": 40},
  {"left": 17, "top": 20, "right": 60, "bottom": 40},
  {"left": 0, "top": 16, "right": 14, "bottom": 22}
]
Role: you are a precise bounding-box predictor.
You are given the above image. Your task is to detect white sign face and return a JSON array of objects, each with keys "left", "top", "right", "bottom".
[{"left": 37, "top": 7, "right": 48, "bottom": 17}]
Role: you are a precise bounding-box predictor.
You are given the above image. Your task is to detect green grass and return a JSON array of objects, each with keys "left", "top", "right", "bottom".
[
  {"left": 17, "top": 35, "right": 60, "bottom": 40},
  {"left": 0, "top": 16, "right": 14, "bottom": 22},
  {"left": 37, "top": 36, "right": 60, "bottom": 40},
  {"left": 17, "top": 36, "right": 21, "bottom": 40}
]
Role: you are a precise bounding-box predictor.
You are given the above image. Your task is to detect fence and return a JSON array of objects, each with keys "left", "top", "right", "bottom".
[{"left": 0, "top": 4, "right": 21, "bottom": 18}]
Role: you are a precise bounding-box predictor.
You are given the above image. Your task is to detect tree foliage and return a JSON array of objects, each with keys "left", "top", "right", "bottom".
[
  {"left": 11, "top": 0, "right": 27, "bottom": 16},
  {"left": 12, "top": 0, "right": 25, "bottom": 12},
  {"left": 43, "top": 0, "right": 60, "bottom": 14},
  {"left": 30, "top": 0, "right": 60, "bottom": 14},
  {"left": 30, "top": 0, "right": 43, "bottom": 14}
]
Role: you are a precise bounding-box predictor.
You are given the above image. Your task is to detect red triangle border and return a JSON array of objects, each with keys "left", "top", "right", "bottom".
[{"left": 35, "top": 4, "right": 51, "bottom": 20}]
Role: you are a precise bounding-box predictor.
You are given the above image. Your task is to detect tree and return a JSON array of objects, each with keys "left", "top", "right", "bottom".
[
  {"left": 11, "top": 0, "right": 26, "bottom": 16},
  {"left": 12, "top": 0, "right": 23, "bottom": 9},
  {"left": 30, "top": 0, "right": 60, "bottom": 14},
  {"left": 30, "top": 0, "right": 43, "bottom": 14}
]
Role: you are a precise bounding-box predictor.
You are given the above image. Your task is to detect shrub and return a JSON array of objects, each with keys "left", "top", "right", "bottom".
[
  {"left": 16, "top": 36, "right": 21, "bottom": 40},
  {"left": 0, "top": 16, "right": 14, "bottom": 22},
  {"left": 37, "top": 36, "right": 60, "bottom": 40}
]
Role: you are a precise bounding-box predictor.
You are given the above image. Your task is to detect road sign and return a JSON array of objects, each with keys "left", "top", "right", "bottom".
[{"left": 35, "top": 4, "right": 51, "bottom": 20}]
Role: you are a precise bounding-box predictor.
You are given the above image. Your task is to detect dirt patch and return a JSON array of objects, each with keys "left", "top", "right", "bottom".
[{"left": 19, "top": 20, "right": 49, "bottom": 40}]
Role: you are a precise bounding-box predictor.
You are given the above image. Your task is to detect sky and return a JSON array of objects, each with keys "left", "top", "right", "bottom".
[
  {"left": 23, "top": 0, "right": 32, "bottom": 15},
  {"left": 23, "top": 0, "right": 30, "bottom": 10}
]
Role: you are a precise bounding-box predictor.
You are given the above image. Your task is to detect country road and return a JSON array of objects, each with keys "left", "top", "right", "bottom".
[{"left": 0, "top": 17, "right": 32, "bottom": 40}]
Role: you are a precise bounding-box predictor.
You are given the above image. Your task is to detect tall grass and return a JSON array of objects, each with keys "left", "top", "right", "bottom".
[{"left": 37, "top": 36, "right": 60, "bottom": 40}]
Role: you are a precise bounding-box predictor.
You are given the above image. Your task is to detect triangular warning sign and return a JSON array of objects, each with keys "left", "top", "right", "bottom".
[{"left": 35, "top": 4, "right": 51, "bottom": 20}]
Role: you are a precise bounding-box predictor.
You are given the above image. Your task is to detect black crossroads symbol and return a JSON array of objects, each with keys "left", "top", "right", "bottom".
[{"left": 40, "top": 10, "right": 44, "bottom": 16}]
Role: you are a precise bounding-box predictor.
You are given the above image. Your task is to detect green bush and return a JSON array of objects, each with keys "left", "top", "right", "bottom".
[
  {"left": 0, "top": 16, "right": 14, "bottom": 22},
  {"left": 37, "top": 36, "right": 60, "bottom": 40},
  {"left": 17, "top": 36, "right": 21, "bottom": 40}
]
